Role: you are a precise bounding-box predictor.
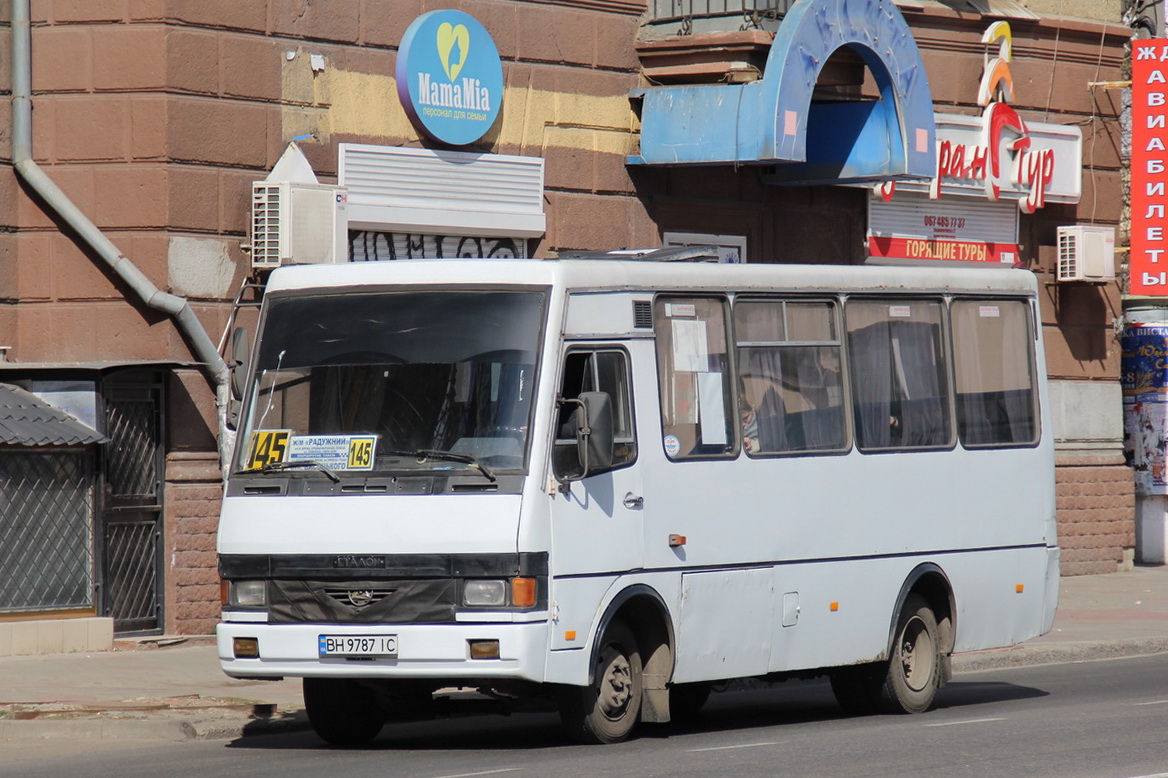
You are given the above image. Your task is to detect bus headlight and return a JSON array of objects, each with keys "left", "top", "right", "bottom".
[
  {"left": 463, "top": 580, "right": 507, "bottom": 607},
  {"left": 462, "top": 578, "right": 538, "bottom": 608},
  {"left": 229, "top": 580, "right": 267, "bottom": 608}
]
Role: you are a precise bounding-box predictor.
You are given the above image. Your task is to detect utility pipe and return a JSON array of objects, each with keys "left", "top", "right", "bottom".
[{"left": 10, "top": 0, "right": 232, "bottom": 469}]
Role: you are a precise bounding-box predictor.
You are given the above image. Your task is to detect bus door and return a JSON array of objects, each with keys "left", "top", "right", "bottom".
[{"left": 549, "top": 345, "right": 644, "bottom": 580}]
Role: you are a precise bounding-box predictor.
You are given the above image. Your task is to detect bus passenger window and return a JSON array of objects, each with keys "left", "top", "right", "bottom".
[
  {"left": 734, "top": 300, "right": 846, "bottom": 455},
  {"left": 553, "top": 350, "right": 637, "bottom": 478},
  {"left": 951, "top": 300, "right": 1038, "bottom": 447},
  {"left": 846, "top": 299, "right": 952, "bottom": 451},
  {"left": 653, "top": 298, "right": 734, "bottom": 459}
]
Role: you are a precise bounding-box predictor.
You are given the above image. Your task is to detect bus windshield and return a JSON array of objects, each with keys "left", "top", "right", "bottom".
[{"left": 236, "top": 289, "right": 546, "bottom": 477}]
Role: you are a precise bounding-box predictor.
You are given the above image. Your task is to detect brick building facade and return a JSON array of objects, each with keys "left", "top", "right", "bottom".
[{"left": 0, "top": 0, "right": 1135, "bottom": 639}]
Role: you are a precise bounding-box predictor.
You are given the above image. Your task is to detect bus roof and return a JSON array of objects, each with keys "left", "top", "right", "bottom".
[{"left": 264, "top": 259, "right": 1039, "bottom": 297}]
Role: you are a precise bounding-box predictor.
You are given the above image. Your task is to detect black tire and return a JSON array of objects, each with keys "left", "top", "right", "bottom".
[
  {"left": 559, "top": 619, "right": 643, "bottom": 744},
  {"left": 303, "top": 677, "right": 385, "bottom": 746},
  {"left": 829, "top": 663, "right": 883, "bottom": 715},
  {"left": 878, "top": 593, "right": 941, "bottom": 714},
  {"left": 669, "top": 682, "right": 712, "bottom": 722}
]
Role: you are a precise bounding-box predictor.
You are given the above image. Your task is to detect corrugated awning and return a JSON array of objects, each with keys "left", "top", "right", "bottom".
[
  {"left": 894, "top": 0, "right": 1039, "bottom": 19},
  {"left": 0, "top": 383, "right": 105, "bottom": 446}
]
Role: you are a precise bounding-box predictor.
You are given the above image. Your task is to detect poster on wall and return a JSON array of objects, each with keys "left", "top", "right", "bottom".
[{"left": 1122, "top": 323, "right": 1168, "bottom": 495}]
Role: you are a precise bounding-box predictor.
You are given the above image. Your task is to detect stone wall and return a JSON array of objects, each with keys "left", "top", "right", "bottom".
[
  {"left": 164, "top": 452, "right": 222, "bottom": 636},
  {"left": 1057, "top": 454, "right": 1137, "bottom": 575}
]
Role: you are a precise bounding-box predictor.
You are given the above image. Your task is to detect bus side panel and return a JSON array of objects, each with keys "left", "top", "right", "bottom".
[
  {"left": 671, "top": 567, "right": 774, "bottom": 683},
  {"left": 766, "top": 559, "right": 904, "bottom": 673},
  {"left": 944, "top": 546, "right": 1056, "bottom": 653},
  {"left": 763, "top": 547, "right": 1054, "bottom": 674},
  {"left": 543, "top": 575, "right": 617, "bottom": 685},
  {"left": 542, "top": 573, "right": 683, "bottom": 686}
]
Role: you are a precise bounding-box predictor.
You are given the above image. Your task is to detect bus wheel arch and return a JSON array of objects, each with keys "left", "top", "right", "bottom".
[
  {"left": 560, "top": 584, "right": 675, "bottom": 743},
  {"left": 830, "top": 564, "right": 954, "bottom": 716},
  {"left": 893, "top": 564, "right": 956, "bottom": 684},
  {"left": 881, "top": 565, "right": 955, "bottom": 713}
]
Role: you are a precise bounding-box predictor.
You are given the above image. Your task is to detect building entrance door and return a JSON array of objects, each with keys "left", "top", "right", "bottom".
[{"left": 100, "top": 371, "right": 165, "bottom": 634}]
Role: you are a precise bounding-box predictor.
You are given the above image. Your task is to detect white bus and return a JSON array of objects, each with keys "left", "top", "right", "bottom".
[{"left": 217, "top": 256, "right": 1058, "bottom": 745}]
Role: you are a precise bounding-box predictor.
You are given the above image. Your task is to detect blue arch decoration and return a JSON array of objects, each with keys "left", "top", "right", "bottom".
[{"left": 631, "top": 0, "right": 935, "bottom": 183}]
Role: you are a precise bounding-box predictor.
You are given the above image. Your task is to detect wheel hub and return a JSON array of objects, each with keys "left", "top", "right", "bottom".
[
  {"left": 597, "top": 648, "right": 632, "bottom": 719},
  {"left": 900, "top": 615, "right": 936, "bottom": 693}
]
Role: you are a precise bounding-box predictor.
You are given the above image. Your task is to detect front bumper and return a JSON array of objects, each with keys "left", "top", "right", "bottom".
[{"left": 216, "top": 620, "right": 550, "bottom": 682}]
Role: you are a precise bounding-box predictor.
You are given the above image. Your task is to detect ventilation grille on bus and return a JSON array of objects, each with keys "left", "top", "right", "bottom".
[{"left": 633, "top": 301, "right": 653, "bottom": 328}]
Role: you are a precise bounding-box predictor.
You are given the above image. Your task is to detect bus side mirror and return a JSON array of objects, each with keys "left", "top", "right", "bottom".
[
  {"left": 229, "top": 326, "right": 250, "bottom": 401},
  {"left": 576, "top": 391, "right": 614, "bottom": 475},
  {"left": 227, "top": 327, "right": 250, "bottom": 429}
]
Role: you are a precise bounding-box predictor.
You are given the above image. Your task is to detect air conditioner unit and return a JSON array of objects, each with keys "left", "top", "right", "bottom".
[
  {"left": 1056, "top": 225, "right": 1115, "bottom": 283},
  {"left": 250, "top": 182, "right": 348, "bottom": 269}
]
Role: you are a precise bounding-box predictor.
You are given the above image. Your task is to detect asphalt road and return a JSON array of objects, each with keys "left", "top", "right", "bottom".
[{"left": 6, "top": 653, "right": 1168, "bottom": 778}]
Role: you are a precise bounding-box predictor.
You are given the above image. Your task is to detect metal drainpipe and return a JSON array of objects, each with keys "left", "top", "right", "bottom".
[{"left": 10, "top": 0, "right": 232, "bottom": 470}]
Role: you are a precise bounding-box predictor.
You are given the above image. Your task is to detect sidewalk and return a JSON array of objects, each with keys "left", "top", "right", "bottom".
[{"left": 2, "top": 564, "right": 1167, "bottom": 743}]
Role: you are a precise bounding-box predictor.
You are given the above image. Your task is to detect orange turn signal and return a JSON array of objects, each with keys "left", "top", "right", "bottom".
[{"left": 511, "top": 577, "right": 537, "bottom": 608}]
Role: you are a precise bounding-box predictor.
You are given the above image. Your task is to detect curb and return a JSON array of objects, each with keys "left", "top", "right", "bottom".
[
  {"left": 952, "top": 636, "right": 1168, "bottom": 673},
  {"left": 0, "top": 718, "right": 196, "bottom": 742},
  {"left": 0, "top": 711, "right": 311, "bottom": 743}
]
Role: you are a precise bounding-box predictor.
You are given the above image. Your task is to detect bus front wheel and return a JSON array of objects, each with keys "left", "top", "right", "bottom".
[
  {"left": 559, "top": 619, "right": 643, "bottom": 744},
  {"left": 879, "top": 593, "right": 941, "bottom": 714},
  {"left": 303, "top": 677, "right": 385, "bottom": 746}
]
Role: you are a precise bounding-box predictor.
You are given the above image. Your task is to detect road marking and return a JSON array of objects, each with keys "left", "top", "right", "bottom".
[
  {"left": 1122, "top": 773, "right": 1168, "bottom": 778},
  {"left": 1134, "top": 699, "right": 1168, "bottom": 706},
  {"left": 689, "top": 741, "right": 779, "bottom": 753},
  {"left": 924, "top": 716, "right": 1008, "bottom": 728},
  {"left": 432, "top": 770, "right": 521, "bottom": 778}
]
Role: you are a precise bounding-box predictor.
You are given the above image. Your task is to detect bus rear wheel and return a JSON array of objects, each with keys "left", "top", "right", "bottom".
[
  {"left": 878, "top": 593, "right": 941, "bottom": 714},
  {"left": 559, "top": 619, "right": 643, "bottom": 744},
  {"left": 303, "top": 677, "right": 385, "bottom": 746}
]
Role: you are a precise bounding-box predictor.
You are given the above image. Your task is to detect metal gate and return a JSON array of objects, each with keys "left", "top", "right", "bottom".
[{"left": 100, "top": 372, "right": 165, "bottom": 634}]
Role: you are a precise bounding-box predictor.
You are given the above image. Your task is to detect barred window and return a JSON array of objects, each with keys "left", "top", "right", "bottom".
[{"left": 0, "top": 451, "right": 94, "bottom": 613}]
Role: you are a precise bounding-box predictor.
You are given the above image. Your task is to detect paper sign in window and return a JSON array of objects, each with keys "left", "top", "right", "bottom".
[
  {"left": 697, "top": 372, "right": 728, "bottom": 446},
  {"left": 672, "top": 319, "right": 709, "bottom": 373}
]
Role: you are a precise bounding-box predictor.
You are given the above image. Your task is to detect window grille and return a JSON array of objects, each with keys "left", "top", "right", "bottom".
[
  {"left": 649, "top": 0, "right": 792, "bottom": 30},
  {"left": 0, "top": 451, "right": 94, "bottom": 613}
]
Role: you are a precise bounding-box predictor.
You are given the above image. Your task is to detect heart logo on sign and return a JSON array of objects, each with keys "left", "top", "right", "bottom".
[{"left": 436, "top": 22, "right": 470, "bottom": 82}]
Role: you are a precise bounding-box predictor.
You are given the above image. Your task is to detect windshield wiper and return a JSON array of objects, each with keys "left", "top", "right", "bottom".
[
  {"left": 382, "top": 449, "right": 496, "bottom": 482},
  {"left": 239, "top": 460, "right": 341, "bottom": 483}
]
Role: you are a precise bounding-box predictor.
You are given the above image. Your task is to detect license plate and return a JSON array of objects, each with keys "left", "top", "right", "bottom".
[{"left": 318, "top": 634, "right": 398, "bottom": 657}]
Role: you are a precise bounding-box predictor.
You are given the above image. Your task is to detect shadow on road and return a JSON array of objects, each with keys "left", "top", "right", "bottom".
[{"left": 226, "top": 676, "right": 1049, "bottom": 753}]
